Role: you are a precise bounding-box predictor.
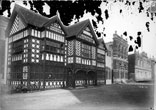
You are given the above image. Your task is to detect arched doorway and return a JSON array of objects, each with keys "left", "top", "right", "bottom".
[
  {"left": 75, "top": 69, "right": 87, "bottom": 87},
  {"left": 87, "top": 71, "right": 97, "bottom": 86}
]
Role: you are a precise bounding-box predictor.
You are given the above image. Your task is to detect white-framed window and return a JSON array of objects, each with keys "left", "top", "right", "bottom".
[
  {"left": 46, "top": 54, "right": 49, "bottom": 60},
  {"left": 32, "top": 54, "right": 35, "bottom": 57},
  {"left": 23, "top": 73, "right": 28, "bottom": 79},
  {"left": 54, "top": 55, "right": 56, "bottom": 61},
  {"left": 35, "top": 30, "right": 38, "bottom": 37},
  {"left": 57, "top": 55, "right": 60, "bottom": 62},
  {"left": 36, "top": 54, "right": 39, "bottom": 58},
  {"left": 24, "top": 39, "right": 27, "bottom": 43},
  {"left": 36, "top": 40, "right": 40, "bottom": 44},
  {"left": 32, "top": 39, "right": 35, "bottom": 42},
  {"left": 61, "top": 56, "right": 63, "bottom": 62},
  {"left": 48, "top": 31, "right": 51, "bottom": 38},
  {"left": 38, "top": 31, "right": 40, "bottom": 38},
  {"left": 36, "top": 50, "right": 39, "bottom": 53},
  {"left": 31, "top": 58, "right": 35, "bottom": 62},
  {"left": 23, "top": 66, "right": 28, "bottom": 72},
  {"left": 36, "top": 45, "right": 40, "bottom": 48},
  {"left": 31, "top": 29, "right": 34, "bottom": 36},
  {"left": 23, "top": 59, "right": 25, "bottom": 63},
  {"left": 32, "top": 44, "right": 35, "bottom": 47},
  {"left": 46, "top": 31, "right": 49, "bottom": 38},
  {"left": 54, "top": 33, "right": 56, "bottom": 40},
  {"left": 32, "top": 49, "right": 35, "bottom": 53},
  {"left": 51, "top": 33, "right": 54, "bottom": 39},
  {"left": 25, "top": 58, "right": 28, "bottom": 62},
  {"left": 36, "top": 59, "right": 39, "bottom": 63}
]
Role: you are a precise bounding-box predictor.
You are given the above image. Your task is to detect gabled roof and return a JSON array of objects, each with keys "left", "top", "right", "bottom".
[
  {"left": 6, "top": 4, "right": 49, "bottom": 36},
  {"left": 97, "top": 37, "right": 107, "bottom": 51},
  {"left": 10, "top": 4, "right": 49, "bottom": 27},
  {"left": 64, "top": 19, "right": 99, "bottom": 45},
  {"left": 65, "top": 19, "right": 89, "bottom": 37},
  {"left": 6, "top": 4, "right": 107, "bottom": 50},
  {"left": 105, "top": 42, "right": 113, "bottom": 52},
  {"left": 6, "top": 4, "right": 70, "bottom": 37},
  {"left": 43, "top": 15, "right": 68, "bottom": 35}
]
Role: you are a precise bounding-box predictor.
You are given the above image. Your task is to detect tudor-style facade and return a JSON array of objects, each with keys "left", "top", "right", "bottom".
[
  {"left": 6, "top": 4, "right": 107, "bottom": 89},
  {"left": 65, "top": 20, "right": 106, "bottom": 87}
]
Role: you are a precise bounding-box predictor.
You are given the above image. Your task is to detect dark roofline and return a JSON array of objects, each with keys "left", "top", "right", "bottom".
[{"left": 97, "top": 37, "right": 107, "bottom": 51}]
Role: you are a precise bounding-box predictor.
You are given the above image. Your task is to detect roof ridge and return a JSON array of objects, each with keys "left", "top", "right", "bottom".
[
  {"left": 14, "top": 4, "right": 49, "bottom": 20},
  {"left": 68, "top": 19, "right": 90, "bottom": 28}
]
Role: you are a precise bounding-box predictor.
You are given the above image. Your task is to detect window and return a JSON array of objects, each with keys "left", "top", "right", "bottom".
[
  {"left": 82, "top": 43, "right": 91, "bottom": 58},
  {"left": 32, "top": 49, "right": 35, "bottom": 53},
  {"left": 35, "top": 30, "right": 38, "bottom": 37},
  {"left": 36, "top": 59, "right": 39, "bottom": 63},
  {"left": 32, "top": 39, "right": 35, "bottom": 42},
  {"left": 51, "top": 33, "right": 54, "bottom": 39},
  {"left": 38, "top": 31, "right": 40, "bottom": 38},
  {"left": 23, "top": 73, "right": 28, "bottom": 79},
  {"left": 57, "top": 55, "right": 60, "bottom": 62},
  {"left": 60, "top": 56, "right": 63, "bottom": 62},
  {"left": 31, "top": 58, "right": 35, "bottom": 62},
  {"left": 36, "top": 40, "right": 40, "bottom": 44},
  {"left": 92, "top": 60, "right": 96, "bottom": 66},
  {"left": 36, "top": 50, "right": 39, "bottom": 53},
  {"left": 46, "top": 31, "right": 49, "bottom": 38},
  {"left": 54, "top": 55, "right": 56, "bottom": 61},
  {"left": 46, "top": 54, "right": 49, "bottom": 60},
  {"left": 68, "top": 57, "right": 73, "bottom": 63},
  {"left": 76, "top": 57, "right": 81, "bottom": 64},
  {"left": 48, "top": 31, "right": 50, "bottom": 38},
  {"left": 32, "top": 44, "right": 35, "bottom": 48},
  {"left": 32, "top": 54, "right": 35, "bottom": 57},
  {"left": 25, "top": 58, "right": 28, "bottom": 62},
  {"left": 36, "top": 54, "right": 39, "bottom": 58},
  {"left": 36, "top": 45, "right": 39, "bottom": 48},
  {"left": 31, "top": 29, "right": 34, "bottom": 36}
]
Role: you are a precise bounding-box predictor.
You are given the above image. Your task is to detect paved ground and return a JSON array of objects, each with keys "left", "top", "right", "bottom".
[{"left": 0, "top": 84, "right": 154, "bottom": 110}]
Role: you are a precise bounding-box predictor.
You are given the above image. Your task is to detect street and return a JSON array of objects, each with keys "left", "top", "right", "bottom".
[{"left": 1, "top": 84, "right": 154, "bottom": 110}]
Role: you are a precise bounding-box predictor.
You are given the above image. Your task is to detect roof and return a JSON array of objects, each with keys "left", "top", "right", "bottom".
[
  {"left": 65, "top": 19, "right": 90, "bottom": 37},
  {"left": 105, "top": 42, "right": 113, "bottom": 51},
  {"left": 64, "top": 19, "right": 100, "bottom": 45},
  {"left": 14, "top": 4, "right": 49, "bottom": 27},
  {"left": 97, "top": 37, "right": 107, "bottom": 50},
  {"left": 6, "top": 4, "right": 68, "bottom": 36},
  {"left": 6, "top": 4, "right": 107, "bottom": 49}
]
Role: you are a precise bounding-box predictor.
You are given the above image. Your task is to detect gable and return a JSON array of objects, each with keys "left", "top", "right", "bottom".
[
  {"left": 78, "top": 25, "right": 96, "bottom": 44},
  {"left": 82, "top": 26, "right": 93, "bottom": 38},
  {"left": 9, "top": 15, "right": 26, "bottom": 36},
  {"left": 48, "top": 22, "right": 64, "bottom": 35}
]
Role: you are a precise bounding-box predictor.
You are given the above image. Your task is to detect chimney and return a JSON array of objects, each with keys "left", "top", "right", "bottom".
[{"left": 115, "top": 30, "right": 117, "bottom": 34}]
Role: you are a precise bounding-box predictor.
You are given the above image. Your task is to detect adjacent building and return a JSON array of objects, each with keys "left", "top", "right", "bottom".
[
  {"left": 151, "top": 58, "right": 156, "bottom": 82},
  {"left": 112, "top": 32, "right": 128, "bottom": 83},
  {"left": 6, "top": 4, "right": 107, "bottom": 89},
  {"left": 0, "top": 15, "right": 9, "bottom": 84},
  {"left": 105, "top": 42, "right": 113, "bottom": 84},
  {"left": 128, "top": 51, "right": 153, "bottom": 82}
]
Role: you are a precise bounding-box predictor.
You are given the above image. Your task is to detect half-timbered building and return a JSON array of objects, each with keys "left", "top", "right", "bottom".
[
  {"left": 6, "top": 4, "right": 107, "bottom": 90},
  {"left": 65, "top": 20, "right": 106, "bottom": 88}
]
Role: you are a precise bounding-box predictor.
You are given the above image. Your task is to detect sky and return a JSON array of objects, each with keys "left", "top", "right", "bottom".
[{"left": 1, "top": 0, "right": 156, "bottom": 58}]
